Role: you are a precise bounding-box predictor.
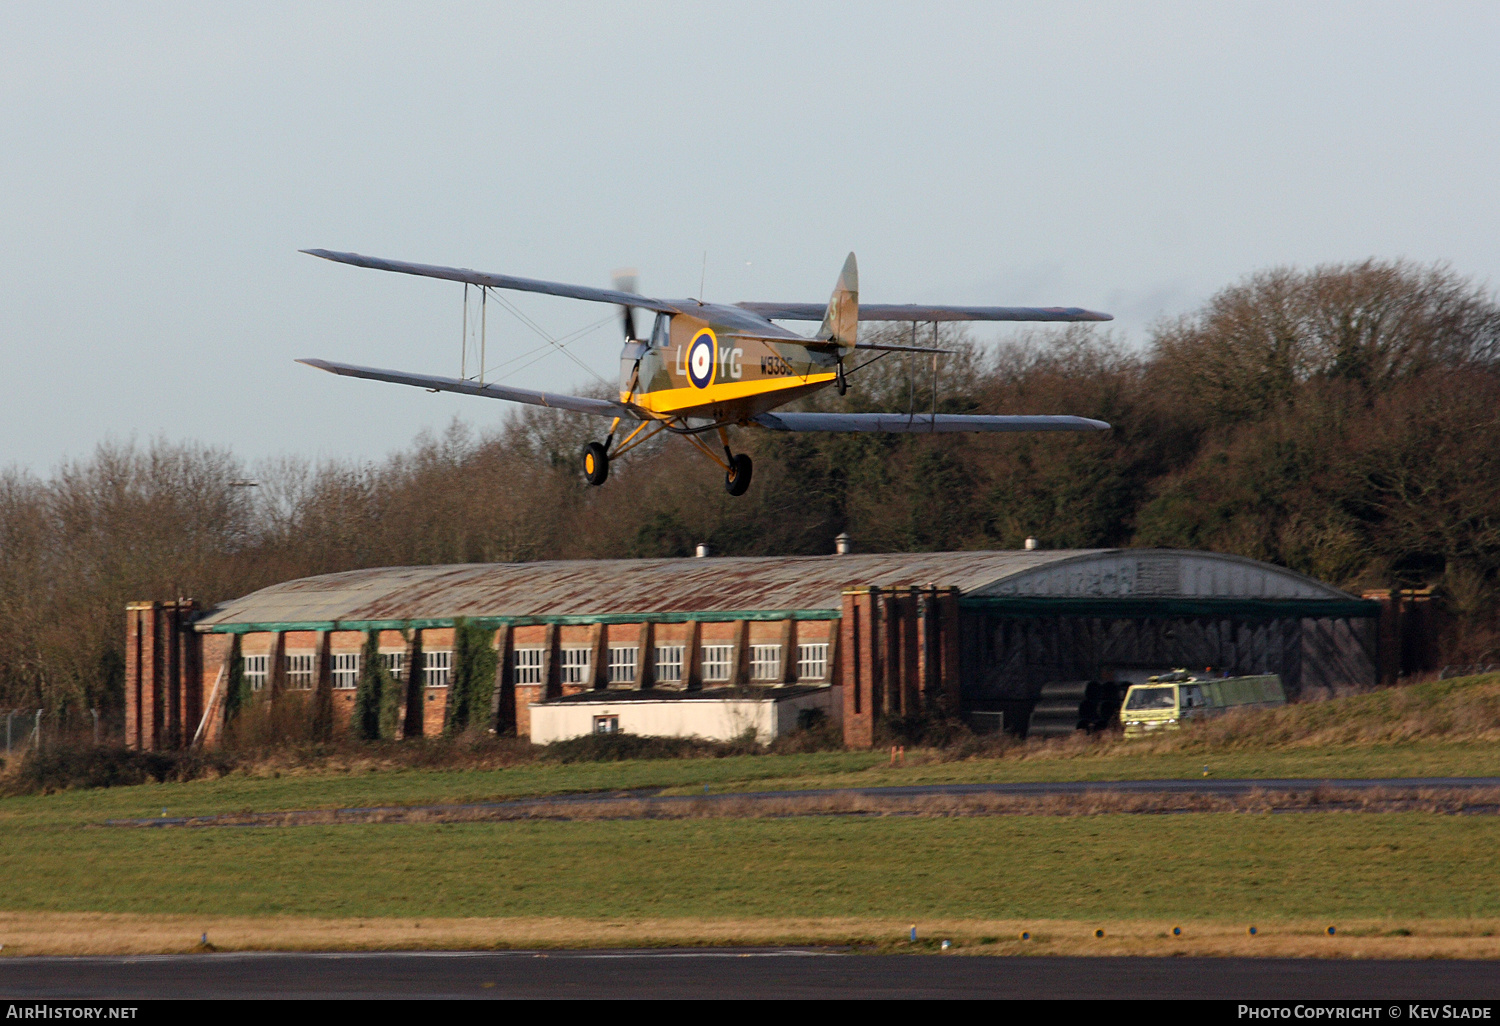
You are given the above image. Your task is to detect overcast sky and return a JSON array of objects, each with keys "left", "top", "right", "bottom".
[{"left": 3, "top": 1, "right": 1498, "bottom": 473}]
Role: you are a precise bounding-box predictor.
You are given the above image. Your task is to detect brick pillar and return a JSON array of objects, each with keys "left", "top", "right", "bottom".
[
  {"left": 880, "top": 591, "right": 901, "bottom": 716},
  {"left": 173, "top": 602, "right": 202, "bottom": 748},
  {"left": 124, "top": 602, "right": 157, "bottom": 750},
  {"left": 143, "top": 603, "right": 164, "bottom": 750},
  {"left": 726, "top": 620, "right": 748, "bottom": 688},
  {"left": 164, "top": 604, "right": 182, "bottom": 748},
  {"left": 822, "top": 618, "right": 840, "bottom": 685},
  {"left": 266, "top": 631, "right": 287, "bottom": 706},
  {"left": 935, "top": 587, "right": 961, "bottom": 710},
  {"left": 489, "top": 625, "right": 513, "bottom": 733},
  {"left": 311, "top": 630, "right": 333, "bottom": 741},
  {"left": 841, "top": 587, "right": 879, "bottom": 748},
  {"left": 899, "top": 588, "right": 920, "bottom": 715},
  {"left": 542, "top": 623, "right": 560, "bottom": 700},
  {"left": 916, "top": 588, "right": 934, "bottom": 706},
  {"left": 588, "top": 622, "right": 607, "bottom": 690},
  {"left": 683, "top": 620, "right": 701, "bottom": 691},
  {"left": 777, "top": 618, "right": 795, "bottom": 684},
  {"left": 197, "top": 633, "right": 235, "bottom": 748},
  {"left": 634, "top": 621, "right": 653, "bottom": 689},
  {"left": 1363, "top": 589, "right": 1399, "bottom": 685}
]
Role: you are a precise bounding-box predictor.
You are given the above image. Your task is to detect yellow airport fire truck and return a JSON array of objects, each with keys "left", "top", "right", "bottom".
[{"left": 1120, "top": 671, "right": 1285, "bottom": 735}]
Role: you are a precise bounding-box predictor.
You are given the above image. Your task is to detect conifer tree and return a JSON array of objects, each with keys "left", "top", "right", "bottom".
[
  {"left": 352, "top": 630, "right": 383, "bottom": 740},
  {"left": 445, "top": 619, "right": 498, "bottom": 734}
]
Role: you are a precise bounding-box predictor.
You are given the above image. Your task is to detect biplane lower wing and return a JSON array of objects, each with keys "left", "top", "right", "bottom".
[
  {"left": 297, "top": 359, "right": 633, "bottom": 417},
  {"left": 752, "top": 412, "right": 1110, "bottom": 433}
]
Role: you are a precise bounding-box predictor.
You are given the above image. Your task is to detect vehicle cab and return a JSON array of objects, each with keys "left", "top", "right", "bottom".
[{"left": 1120, "top": 670, "right": 1197, "bottom": 735}]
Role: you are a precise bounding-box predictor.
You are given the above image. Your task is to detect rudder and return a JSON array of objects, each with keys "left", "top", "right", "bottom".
[{"left": 819, "top": 252, "right": 858, "bottom": 349}]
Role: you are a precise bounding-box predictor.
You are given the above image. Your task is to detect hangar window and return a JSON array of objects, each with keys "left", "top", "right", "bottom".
[
  {"left": 654, "top": 645, "right": 684, "bottom": 683},
  {"left": 285, "top": 653, "right": 315, "bottom": 690},
  {"left": 332, "top": 653, "right": 360, "bottom": 689},
  {"left": 561, "top": 648, "right": 592, "bottom": 685},
  {"left": 797, "top": 643, "right": 828, "bottom": 681},
  {"left": 607, "top": 646, "right": 638, "bottom": 684},
  {"left": 243, "top": 654, "right": 268, "bottom": 691},
  {"left": 701, "top": 645, "right": 733, "bottom": 682},
  {"left": 750, "top": 645, "right": 781, "bottom": 681},
  {"left": 514, "top": 648, "right": 544, "bottom": 685},
  {"left": 380, "top": 651, "right": 404, "bottom": 682},
  {"left": 593, "top": 715, "right": 619, "bottom": 734},
  {"left": 424, "top": 650, "right": 451, "bottom": 688}
]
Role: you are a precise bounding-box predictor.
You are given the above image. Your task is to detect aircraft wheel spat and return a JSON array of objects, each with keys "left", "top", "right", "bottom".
[
  {"left": 687, "top": 330, "right": 716, "bottom": 388},
  {"left": 725, "top": 453, "right": 753, "bottom": 496},
  {"left": 582, "top": 442, "right": 610, "bottom": 486}
]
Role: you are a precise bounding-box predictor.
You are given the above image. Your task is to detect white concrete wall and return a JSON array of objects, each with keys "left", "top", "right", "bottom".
[{"left": 529, "top": 687, "right": 838, "bottom": 744}]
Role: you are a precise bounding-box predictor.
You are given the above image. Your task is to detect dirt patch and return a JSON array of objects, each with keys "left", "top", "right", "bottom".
[
  {"left": 98, "top": 785, "right": 1500, "bottom": 829},
  {"left": 0, "top": 912, "right": 1497, "bottom": 959}
]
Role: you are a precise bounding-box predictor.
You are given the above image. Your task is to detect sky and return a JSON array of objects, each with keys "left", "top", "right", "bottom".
[{"left": 3, "top": 1, "right": 1498, "bottom": 473}]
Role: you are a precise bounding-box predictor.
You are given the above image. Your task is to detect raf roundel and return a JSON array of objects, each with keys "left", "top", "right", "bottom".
[{"left": 687, "top": 330, "right": 716, "bottom": 389}]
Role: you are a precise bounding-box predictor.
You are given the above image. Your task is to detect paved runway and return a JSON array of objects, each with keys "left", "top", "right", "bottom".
[
  {"left": 3, "top": 949, "right": 1500, "bottom": 999},
  {"left": 109, "top": 776, "right": 1500, "bottom": 828}
]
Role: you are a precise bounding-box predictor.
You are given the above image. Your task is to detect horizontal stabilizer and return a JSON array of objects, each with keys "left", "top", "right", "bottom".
[
  {"left": 302, "top": 250, "right": 678, "bottom": 313},
  {"left": 297, "top": 359, "right": 632, "bottom": 418},
  {"left": 751, "top": 412, "right": 1110, "bottom": 433},
  {"left": 738, "top": 303, "right": 1112, "bottom": 322},
  {"left": 724, "top": 333, "right": 953, "bottom": 354},
  {"left": 851, "top": 341, "right": 955, "bottom": 354}
]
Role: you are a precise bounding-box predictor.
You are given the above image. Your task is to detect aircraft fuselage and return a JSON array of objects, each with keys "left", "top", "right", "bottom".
[{"left": 622, "top": 304, "right": 839, "bottom": 423}]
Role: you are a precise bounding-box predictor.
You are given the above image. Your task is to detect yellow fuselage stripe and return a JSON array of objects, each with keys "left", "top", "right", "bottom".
[{"left": 628, "top": 373, "right": 837, "bottom": 417}]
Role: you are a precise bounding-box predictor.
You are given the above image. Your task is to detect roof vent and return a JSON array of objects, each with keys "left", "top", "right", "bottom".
[
  {"left": 695, "top": 543, "right": 712, "bottom": 558},
  {"left": 1024, "top": 537, "right": 1039, "bottom": 551},
  {"left": 834, "top": 532, "right": 852, "bottom": 555}
]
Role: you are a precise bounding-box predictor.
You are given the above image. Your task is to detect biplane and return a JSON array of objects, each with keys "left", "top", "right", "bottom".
[{"left": 300, "top": 250, "right": 1112, "bottom": 495}]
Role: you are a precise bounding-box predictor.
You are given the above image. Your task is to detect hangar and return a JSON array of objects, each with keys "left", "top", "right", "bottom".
[{"left": 123, "top": 547, "right": 1380, "bottom": 751}]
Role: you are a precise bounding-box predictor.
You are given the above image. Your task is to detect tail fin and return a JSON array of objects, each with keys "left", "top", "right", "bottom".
[{"left": 819, "top": 252, "right": 858, "bottom": 349}]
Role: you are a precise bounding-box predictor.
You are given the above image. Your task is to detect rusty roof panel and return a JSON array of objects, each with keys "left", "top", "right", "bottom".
[
  {"left": 195, "top": 548, "right": 1358, "bottom": 629},
  {"left": 196, "top": 550, "right": 1095, "bottom": 627}
]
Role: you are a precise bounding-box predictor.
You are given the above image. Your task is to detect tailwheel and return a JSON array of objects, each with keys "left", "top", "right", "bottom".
[
  {"left": 836, "top": 358, "right": 848, "bottom": 396},
  {"left": 582, "top": 441, "right": 610, "bottom": 486},
  {"left": 725, "top": 452, "right": 753, "bottom": 496}
]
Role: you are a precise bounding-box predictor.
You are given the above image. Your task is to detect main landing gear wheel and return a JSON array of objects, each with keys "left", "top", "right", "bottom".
[
  {"left": 725, "top": 453, "right": 753, "bottom": 496},
  {"left": 582, "top": 442, "right": 610, "bottom": 486}
]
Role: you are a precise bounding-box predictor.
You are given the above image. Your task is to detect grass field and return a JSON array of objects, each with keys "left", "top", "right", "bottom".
[
  {"left": 1, "top": 813, "right": 1499, "bottom": 956},
  {"left": 3, "top": 742, "right": 1500, "bottom": 827},
  {"left": 1, "top": 674, "right": 1498, "bottom": 957},
  {"left": 9, "top": 813, "right": 1499, "bottom": 921}
]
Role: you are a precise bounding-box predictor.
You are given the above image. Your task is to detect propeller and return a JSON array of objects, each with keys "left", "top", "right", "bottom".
[{"left": 612, "top": 268, "right": 640, "bottom": 342}]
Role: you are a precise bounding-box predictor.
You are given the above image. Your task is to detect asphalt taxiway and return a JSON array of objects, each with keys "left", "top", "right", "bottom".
[{"left": 3, "top": 949, "right": 1499, "bottom": 1000}]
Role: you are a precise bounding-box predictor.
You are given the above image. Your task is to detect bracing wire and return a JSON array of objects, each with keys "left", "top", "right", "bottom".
[
  {"left": 458, "top": 281, "right": 618, "bottom": 386},
  {"left": 488, "top": 290, "right": 615, "bottom": 388}
]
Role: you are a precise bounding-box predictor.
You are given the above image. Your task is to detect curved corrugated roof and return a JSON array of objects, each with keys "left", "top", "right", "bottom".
[{"left": 196, "top": 548, "right": 1357, "bottom": 630}]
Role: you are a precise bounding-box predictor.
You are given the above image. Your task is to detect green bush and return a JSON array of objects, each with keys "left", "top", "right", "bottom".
[
  {"left": 444, "top": 619, "right": 499, "bottom": 735},
  {"left": 6, "top": 742, "right": 234, "bottom": 795}
]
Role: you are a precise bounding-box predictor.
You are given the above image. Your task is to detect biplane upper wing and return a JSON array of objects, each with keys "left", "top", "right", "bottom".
[
  {"left": 737, "top": 303, "right": 1112, "bottom": 322},
  {"left": 752, "top": 412, "right": 1110, "bottom": 433},
  {"left": 298, "top": 359, "right": 635, "bottom": 417},
  {"left": 302, "top": 250, "right": 679, "bottom": 313}
]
